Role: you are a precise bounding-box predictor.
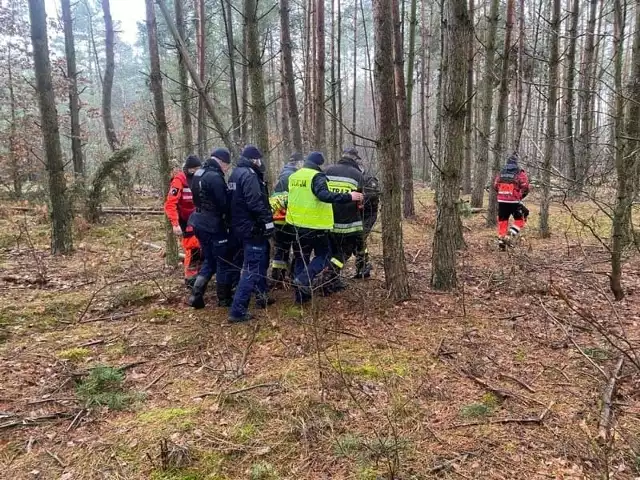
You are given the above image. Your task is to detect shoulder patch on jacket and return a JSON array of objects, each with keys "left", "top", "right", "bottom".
[{"left": 170, "top": 187, "right": 179, "bottom": 196}]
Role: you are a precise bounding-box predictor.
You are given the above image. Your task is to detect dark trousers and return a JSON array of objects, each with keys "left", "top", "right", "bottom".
[
  {"left": 498, "top": 202, "right": 524, "bottom": 222},
  {"left": 292, "top": 229, "right": 336, "bottom": 302},
  {"left": 354, "top": 232, "right": 370, "bottom": 273},
  {"left": 230, "top": 239, "right": 270, "bottom": 318},
  {"left": 193, "top": 229, "right": 226, "bottom": 285},
  {"left": 330, "top": 233, "right": 361, "bottom": 269},
  {"left": 272, "top": 223, "right": 295, "bottom": 272}
]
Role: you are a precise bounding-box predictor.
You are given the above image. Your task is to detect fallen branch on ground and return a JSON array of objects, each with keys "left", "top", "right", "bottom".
[
  {"left": 451, "top": 402, "right": 555, "bottom": 429},
  {"left": 0, "top": 412, "right": 75, "bottom": 430},
  {"left": 598, "top": 356, "right": 625, "bottom": 443},
  {"left": 193, "top": 382, "right": 281, "bottom": 399}
]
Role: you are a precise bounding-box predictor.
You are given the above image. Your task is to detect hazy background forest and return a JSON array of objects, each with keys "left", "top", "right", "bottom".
[{"left": 1, "top": 0, "right": 640, "bottom": 478}]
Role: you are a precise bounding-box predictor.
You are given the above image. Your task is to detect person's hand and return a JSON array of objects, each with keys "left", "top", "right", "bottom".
[
  {"left": 350, "top": 192, "right": 364, "bottom": 202},
  {"left": 172, "top": 225, "right": 183, "bottom": 236}
]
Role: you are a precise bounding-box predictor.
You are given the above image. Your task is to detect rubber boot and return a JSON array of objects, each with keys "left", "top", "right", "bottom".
[
  {"left": 188, "top": 275, "right": 208, "bottom": 309},
  {"left": 228, "top": 312, "right": 253, "bottom": 323},
  {"left": 216, "top": 283, "right": 233, "bottom": 308},
  {"left": 256, "top": 293, "right": 275, "bottom": 309}
]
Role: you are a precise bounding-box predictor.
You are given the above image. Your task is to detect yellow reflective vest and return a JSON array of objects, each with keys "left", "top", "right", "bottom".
[{"left": 286, "top": 168, "right": 334, "bottom": 230}]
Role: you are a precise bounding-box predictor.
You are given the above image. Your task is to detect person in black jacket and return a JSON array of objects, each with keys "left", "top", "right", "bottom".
[
  {"left": 187, "top": 148, "right": 233, "bottom": 309},
  {"left": 354, "top": 169, "right": 380, "bottom": 278},
  {"left": 227, "top": 145, "right": 275, "bottom": 323},
  {"left": 270, "top": 152, "right": 303, "bottom": 285},
  {"left": 325, "top": 147, "right": 365, "bottom": 290}
]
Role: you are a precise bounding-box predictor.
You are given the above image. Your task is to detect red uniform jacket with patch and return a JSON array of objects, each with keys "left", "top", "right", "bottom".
[
  {"left": 493, "top": 167, "right": 530, "bottom": 203},
  {"left": 164, "top": 172, "right": 196, "bottom": 229}
]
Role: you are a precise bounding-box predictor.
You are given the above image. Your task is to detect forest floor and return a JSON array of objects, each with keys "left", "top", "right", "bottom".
[{"left": 1, "top": 189, "right": 640, "bottom": 480}]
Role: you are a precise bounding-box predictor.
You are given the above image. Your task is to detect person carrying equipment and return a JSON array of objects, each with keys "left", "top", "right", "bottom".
[
  {"left": 270, "top": 152, "right": 304, "bottom": 286},
  {"left": 187, "top": 148, "right": 233, "bottom": 309},
  {"left": 326, "top": 147, "right": 365, "bottom": 289},
  {"left": 355, "top": 169, "right": 380, "bottom": 278},
  {"left": 227, "top": 145, "right": 275, "bottom": 323},
  {"left": 286, "top": 151, "right": 363, "bottom": 304},
  {"left": 493, "top": 153, "right": 530, "bottom": 250},
  {"left": 164, "top": 155, "right": 202, "bottom": 287}
]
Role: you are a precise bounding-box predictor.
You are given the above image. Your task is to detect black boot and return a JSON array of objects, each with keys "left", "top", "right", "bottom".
[
  {"left": 256, "top": 293, "right": 276, "bottom": 309},
  {"left": 216, "top": 283, "right": 233, "bottom": 308},
  {"left": 188, "top": 275, "right": 208, "bottom": 309}
]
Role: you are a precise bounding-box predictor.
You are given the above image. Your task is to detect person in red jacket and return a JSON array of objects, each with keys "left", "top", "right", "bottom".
[
  {"left": 493, "top": 153, "right": 530, "bottom": 250},
  {"left": 164, "top": 155, "right": 202, "bottom": 285}
]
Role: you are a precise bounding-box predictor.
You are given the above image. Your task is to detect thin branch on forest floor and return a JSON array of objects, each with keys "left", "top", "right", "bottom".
[
  {"left": 144, "top": 370, "right": 168, "bottom": 391},
  {"left": 428, "top": 452, "right": 474, "bottom": 474},
  {"left": 461, "top": 369, "right": 546, "bottom": 407},
  {"left": 46, "top": 450, "right": 67, "bottom": 468},
  {"left": 598, "top": 356, "right": 625, "bottom": 443},
  {"left": 499, "top": 373, "right": 537, "bottom": 393},
  {"left": 451, "top": 402, "right": 555, "bottom": 429},
  {"left": 193, "top": 382, "right": 281, "bottom": 400}
]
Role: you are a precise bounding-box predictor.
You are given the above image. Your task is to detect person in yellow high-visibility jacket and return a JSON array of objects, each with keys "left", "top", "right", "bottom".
[{"left": 286, "top": 152, "right": 363, "bottom": 304}]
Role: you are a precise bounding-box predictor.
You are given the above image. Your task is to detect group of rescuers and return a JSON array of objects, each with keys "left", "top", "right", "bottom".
[
  {"left": 165, "top": 145, "right": 530, "bottom": 323},
  {"left": 164, "top": 145, "right": 380, "bottom": 323}
]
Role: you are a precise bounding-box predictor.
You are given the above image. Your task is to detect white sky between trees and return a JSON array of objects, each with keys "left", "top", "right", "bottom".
[{"left": 44, "top": 0, "right": 145, "bottom": 46}]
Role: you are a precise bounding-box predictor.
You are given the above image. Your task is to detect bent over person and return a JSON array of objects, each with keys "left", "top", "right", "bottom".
[
  {"left": 164, "top": 155, "right": 202, "bottom": 287},
  {"left": 493, "top": 153, "right": 530, "bottom": 250},
  {"left": 286, "top": 152, "right": 363, "bottom": 304}
]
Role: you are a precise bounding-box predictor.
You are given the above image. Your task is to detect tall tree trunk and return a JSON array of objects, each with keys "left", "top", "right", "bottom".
[
  {"left": 432, "top": 0, "right": 471, "bottom": 290},
  {"left": 196, "top": 0, "right": 207, "bottom": 159},
  {"left": 565, "top": 0, "right": 579, "bottom": 195},
  {"left": 433, "top": 0, "right": 445, "bottom": 197},
  {"left": 610, "top": 0, "right": 636, "bottom": 300},
  {"left": 7, "top": 44, "right": 21, "bottom": 198},
  {"left": 313, "top": 0, "right": 325, "bottom": 151},
  {"left": 175, "top": 0, "right": 193, "bottom": 157},
  {"left": 241, "top": 22, "right": 249, "bottom": 140},
  {"left": 221, "top": 0, "right": 241, "bottom": 143},
  {"left": 373, "top": 0, "right": 410, "bottom": 300},
  {"left": 62, "top": 0, "right": 84, "bottom": 178},
  {"left": 280, "top": 0, "right": 302, "bottom": 152},
  {"left": 351, "top": 2, "right": 358, "bottom": 143},
  {"left": 337, "top": 0, "right": 343, "bottom": 150},
  {"left": 280, "top": 57, "right": 292, "bottom": 153},
  {"left": 101, "top": 0, "right": 118, "bottom": 151},
  {"left": 245, "top": 0, "right": 271, "bottom": 179},
  {"left": 420, "top": 0, "right": 431, "bottom": 183},
  {"left": 487, "top": 0, "right": 515, "bottom": 226},
  {"left": 514, "top": 0, "right": 525, "bottom": 149},
  {"left": 462, "top": 0, "right": 474, "bottom": 195},
  {"left": 470, "top": 0, "right": 499, "bottom": 208},
  {"left": 539, "top": 0, "right": 560, "bottom": 238},
  {"left": 576, "top": 0, "right": 598, "bottom": 194},
  {"left": 405, "top": 0, "right": 418, "bottom": 208},
  {"left": 29, "top": 0, "right": 73, "bottom": 254},
  {"left": 330, "top": 0, "right": 337, "bottom": 159},
  {"left": 360, "top": 0, "right": 378, "bottom": 128},
  {"left": 392, "top": 0, "right": 415, "bottom": 217},
  {"left": 157, "top": 0, "right": 235, "bottom": 153},
  {"left": 146, "top": 0, "right": 178, "bottom": 265}
]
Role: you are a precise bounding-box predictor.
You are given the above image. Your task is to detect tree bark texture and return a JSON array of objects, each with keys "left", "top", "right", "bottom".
[
  {"left": 62, "top": 0, "right": 84, "bottom": 178},
  {"left": 373, "top": 0, "right": 410, "bottom": 300},
  {"left": 471, "top": 0, "right": 498, "bottom": 208},
  {"left": 245, "top": 0, "right": 271, "bottom": 179},
  {"left": 313, "top": 0, "right": 326, "bottom": 151},
  {"left": 101, "top": 0, "right": 118, "bottom": 151},
  {"left": 610, "top": 0, "right": 637, "bottom": 300},
  {"left": 175, "top": 0, "right": 194, "bottom": 157},
  {"left": 462, "top": 0, "right": 474, "bottom": 195},
  {"left": 539, "top": 0, "right": 560, "bottom": 238},
  {"left": 196, "top": 0, "right": 207, "bottom": 159},
  {"left": 431, "top": 0, "right": 471, "bottom": 290},
  {"left": 565, "top": 0, "right": 579, "bottom": 195},
  {"left": 487, "top": 0, "right": 515, "bottom": 226},
  {"left": 146, "top": 0, "right": 179, "bottom": 265},
  {"left": 29, "top": 0, "right": 73, "bottom": 254},
  {"left": 221, "top": 0, "right": 241, "bottom": 143},
  {"left": 7, "top": 43, "right": 21, "bottom": 198},
  {"left": 391, "top": 0, "right": 415, "bottom": 217},
  {"left": 280, "top": 0, "right": 303, "bottom": 153}
]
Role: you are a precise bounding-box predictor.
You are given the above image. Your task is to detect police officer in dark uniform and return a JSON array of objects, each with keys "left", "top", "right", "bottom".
[
  {"left": 227, "top": 145, "right": 275, "bottom": 323},
  {"left": 187, "top": 148, "right": 233, "bottom": 309}
]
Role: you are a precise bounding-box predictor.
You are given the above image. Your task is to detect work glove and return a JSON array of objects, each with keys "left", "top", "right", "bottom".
[{"left": 172, "top": 225, "right": 183, "bottom": 236}]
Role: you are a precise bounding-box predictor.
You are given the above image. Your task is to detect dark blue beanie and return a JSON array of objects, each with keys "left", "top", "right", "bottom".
[
  {"left": 507, "top": 153, "right": 519, "bottom": 165},
  {"left": 211, "top": 147, "right": 231, "bottom": 164},
  {"left": 183, "top": 155, "right": 202, "bottom": 169},
  {"left": 307, "top": 151, "right": 325, "bottom": 166},
  {"left": 241, "top": 144, "right": 263, "bottom": 160}
]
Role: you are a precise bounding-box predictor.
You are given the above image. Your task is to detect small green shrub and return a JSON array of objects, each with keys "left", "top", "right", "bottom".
[
  {"left": 57, "top": 347, "right": 91, "bottom": 362},
  {"left": 460, "top": 403, "right": 491, "bottom": 418},
  {"left": 76, "top": 365, "right": 139, "bottom": 410},
  {"left": 250, "top": 462, "right": 279, "bottom": 480}
]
